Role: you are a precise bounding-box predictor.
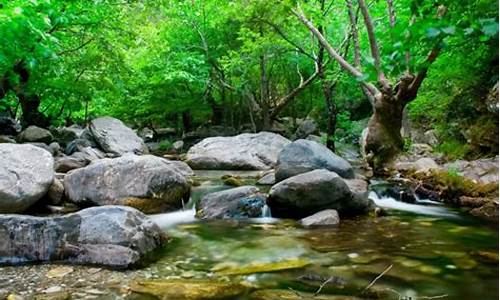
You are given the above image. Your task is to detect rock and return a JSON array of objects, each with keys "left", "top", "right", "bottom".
[
  {"left": 275, "top": 139, "right": 354, "bottom": 182},
  {"left": 221, "top": 175, "right": 245, "bottom": 187},
  {"left": 470, "top": 201, "right": 499, "bottom": 223},
  {"left": 51, "top": 127, "right": 82, "bottom": 147},
  {"left": 71, "top": 146, "right": 106, "bottom": 162},
  {"left": 17, "top": 126, "right": 53, "bottom": 144},
  {"left": 89, "top": 116, "right": 148, "bottom": 156},
  {"left": 137, "top": 127, "right": 154, "bottom": 142},
  {"left": 65, "top": 138, "right": 93, "bottom": 155},
  {"left": 344, "top": 179, "right": 369, "bottom": 195},
  {"left": 257, "top": 172, "right": 275, "bottom": 185},
  {"left": 130, "top": 279, "right": 247, "bottom": 300},
  {"left": 409, "top": 143, "right": 433, "bottom": 156},
  {"left": 268, "top": 169, "right": 373, "bottom": 218},
  {"left": 46, "top": 266, "right": 74, "bottom": 278},
  {"left": 394, "top": 157, "right": 440, "bottom": 173},
  {"left": 250, "top": 289, "right": 362, "bottom": 300},
  {"left": 300, "top": 209, "right": 340, "bottom": 227},
  {"left": 0, "top": 115, "right": 20, "bottom": 136},
  {"left": 64, "top": 154, "right": 191, "bottom": 213},
  {"left": 444, "top": 156, "right": 499, "bottom": 184},
  {"left": 186, "top": 132, "right": 290, "bottom": 170},
  {"left": 0, "top": 144, "right": 54, "bottom": 213},
  {"left": 54, "top": 155, "right": 87, "bottom": 173},
  {"left": 423, "top": 129, "right": 438, "bottom": 146},
  {"left": 28, "top": 142, "right": 55, "bottom": 156},
  {"left": 47, "top": 178, "right": 64, "bottom": 205},
  {"left": 294, "top": 118, "right": 318, "bottom": 139},
  {"left": 197, "top": 186, "right": 265, "bottom": 219},
  {"left": 306, "top": 134, "right": 323, "bottom": 144},
  {"left": 0, "top": 206, "right": 166, "bottom": 268},
  {"left": 172, "top": 140, "right": 184, "bottom": 153},
  {"left": 0, "top": 135, "right": 16, "bottom": 143},
  {"left": 215, "top": 258, "right": 310, "bottom": 276},
  {"left": 48, "top": 142, "right": 61, "bottom": 155}
]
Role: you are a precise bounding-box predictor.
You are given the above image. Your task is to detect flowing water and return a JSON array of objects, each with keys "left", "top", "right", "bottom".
[{"left": 0, "top": 170, "right": 497, "bottom": 299}]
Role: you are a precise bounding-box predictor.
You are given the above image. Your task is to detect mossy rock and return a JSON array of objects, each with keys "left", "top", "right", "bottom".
[
  {"left": 221, "top": 175, "right": 245, "bottom": 187},
  {"left": 130, "top": 279, "right": 247, "bottom": 300},
  {"left": 249, "top": 289, "right": 362, "bottom": 300},
  {"left": 215, "top": 259, "right": 310, "bottom": 276}
]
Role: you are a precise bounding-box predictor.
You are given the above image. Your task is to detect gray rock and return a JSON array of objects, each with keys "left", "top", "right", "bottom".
[
  {"left": 172, "top": 140, "right": 184, "bottom": 153},
  {"left": 71, "top": 146, "right": 106, "bottom": 162},
  {"left": 344, "top": 179, "right": 369, "bottom": 196},
  {"left": 65, "top": 138, "right": 94, "bottom": 155},
  {"left": 294, "top": 118, "right": 318, "bottom": 139},
  {"left": 48, "top": 142, "right": 61, "bottom": 155},
  {"left": 275, "top": 139, "right": 354, "bottom": 182},
  {"left": 64, "top": 154, "right": 191, "bottom": 213},
  {"left": 257, "top": 172, "right": 275, "bottom": 185},
  {"left": 423, "top": 130, "right": 438, "bottom": 146},
  {"left": 268, "top": 169, "right": 373, "bottom": 218},
  {"left": 17, "top": 126, "right": 53, "bottom": 143},
  {"left": 0, "top": 206, "right": 166, "bottom": 268},
  {"left": 0, "top": 115, "right": 20, "bottom": 136},
  {"left": 0, "top": 135, "right": 16, "bottom": 143},
  {"left": 47, "top": 178, "right": 64, "bottom": 205},
  {"left": 27, "top": 142, "right": 55, "bottom": 156},
  {"left": 0, "top": 144, "right": 54, "bottom": 213},
  {"left": 300, "top": 209, "right": 340, "bottom": 227},
  {"left": 197, "top": 186, "right": 265, "bottom": 219},
  {"left": 89, "top": 117, "right": 148, "bottom": 156},
  {"left": 394, "top": 157, "right": 440, "bottom": 173},
  {"left": 444, "top": 156, "right": 499, "bottom": 184},
  {"left": 51, "top": 126, "right": 82, "bottom": 147},
  {"left": 54, "top": 155, "right": 88, "bottom": 173},
  {"left": 186, "top": 132, "right": 290, "bottom": 170},
  {"left": 137, "top": 127, "right": 154, "bottom": 142}
]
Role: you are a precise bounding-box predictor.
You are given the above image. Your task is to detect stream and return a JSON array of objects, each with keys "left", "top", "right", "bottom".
[{"left": 0, "top": 170, "right": 498, "bottom": 299}]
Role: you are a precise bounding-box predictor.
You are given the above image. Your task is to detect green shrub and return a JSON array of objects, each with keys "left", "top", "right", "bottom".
[{"left": 157, "top": 139, "right": 173, "bottom": 151}]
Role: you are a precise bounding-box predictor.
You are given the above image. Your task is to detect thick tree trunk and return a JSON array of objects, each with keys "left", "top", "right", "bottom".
[
  {"left": 18, "top": 92, "right": 49, "bottom": 128},
  {"left": 362, "top": 94, "right": 405, "bottom": 171},
  {"left": 182, "top": 111, "right": 192, "bottom": 133}
]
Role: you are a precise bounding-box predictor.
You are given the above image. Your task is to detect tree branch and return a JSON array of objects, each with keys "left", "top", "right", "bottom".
[{"left": 292, "top": 7, "right": 380, "bottom": 98}]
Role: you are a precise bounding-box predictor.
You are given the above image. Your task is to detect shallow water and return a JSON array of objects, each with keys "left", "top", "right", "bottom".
[{"left": 0, "top": 170, "right": 497, "bottom": 299}]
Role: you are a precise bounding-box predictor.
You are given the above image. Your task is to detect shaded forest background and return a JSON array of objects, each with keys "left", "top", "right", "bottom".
[{"left": 0, "top": 0, "right": 498, "bottom": 160}]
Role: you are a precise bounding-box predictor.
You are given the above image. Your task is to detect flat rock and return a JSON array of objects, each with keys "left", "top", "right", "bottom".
[
  {"left": 0, "top": 206, "right": 166, "bottom": 268},
  {"left": 0, "top": 144, "right": 54, "bottom": 213},
  {"left": 64, "top": 154, "right": 191, "bottom": 213},
  {"left": 275, "top": 139, "right": 354, "bottom": 182},
  {"left": 301, "top": 209, "right": 340, "bottom": 227},
  {"left": 197, "top": 186, "right": 265, "bottom": 219},
  {"left": 268, "top": 169, "right": 373, "bottom": 218},
  {"left": 186, "top": 132, "right": 290, "bottom": 170},
  {"left": 444, "top": 156, "right": 499, "bottom": 184},
  {"left": 89, "top": 116, "right": 148, "bottom": 156},
  {"left": 17, "top": 126, "right": 53, "bottom": 144}
]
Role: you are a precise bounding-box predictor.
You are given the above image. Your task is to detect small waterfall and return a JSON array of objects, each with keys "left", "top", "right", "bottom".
[
  {"left": 261, "top": 204, "right": 272, "bottom": 218},
  {"left": 150, "top": 207, "right": 197, "bottom": 229},
  {"left": 369, "top": 191, "right": 457, "bottom": 218}
]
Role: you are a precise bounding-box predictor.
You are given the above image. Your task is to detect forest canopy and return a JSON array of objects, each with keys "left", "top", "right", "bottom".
[{"left": 0, "top": 0, "right": 498, "bottom": 160}]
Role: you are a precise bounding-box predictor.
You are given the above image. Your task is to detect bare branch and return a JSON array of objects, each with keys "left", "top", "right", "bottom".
[
  {"left": 292, "top": 7, "right": 380, "bottom": 98},
  {"left": 364, "top": 264, "right": 393, "bottom": 292},
  {"left": 386, "top": 0, "right": 395, "bottom": 28},
  {"left": 357, "top": 0, "right": 390, "bottom": 91}
]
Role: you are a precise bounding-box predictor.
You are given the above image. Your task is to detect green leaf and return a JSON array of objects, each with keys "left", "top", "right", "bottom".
[
  {"left": 425, "top": 27, "right": 441, "bottom": 38},
  {"left": 441, "top": 26, "right": 455, "bottom": 35}
]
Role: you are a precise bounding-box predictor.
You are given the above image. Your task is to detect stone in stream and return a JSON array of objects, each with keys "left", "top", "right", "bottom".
[
  {"left": 257, "top": 171, "right": 275, "bottom": 185},
  {"left": 275, "top": 139, "right": 354, "bottom": 182},
  {"left": 17, "top": 125, "right": 54, "bottom": 144},
  {"left": 268, "top": 169, "right": 373, "bottom": 218},
  {"left": 196, "top": 186, "right": 266, "bottom": 219},
  {"left": 0, "top": 144, "right": 54, "bottom": 213},
  {"left": 0, "top": 206, "right": 166, "bottom": 268},
  {"left": 130, "top": 279, "right": 247, "bottom": 300},
  {"left": 64, "top": 154, "right": 191, "bottom": 213},
  {"left": 300, "top": 209, "right": 340, "bottom": 227},
  {"left": 89, "top": 116, "right": 148, "bottom": 156},
  {"left": 186, "top": 132, "right": 290, "bottom": 170},
  {"left": 250, "top": 289, "right": 363, "bottom": 300}
]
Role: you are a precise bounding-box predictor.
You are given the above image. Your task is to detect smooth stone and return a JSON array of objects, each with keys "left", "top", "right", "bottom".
[
  {"left": 0, "top": 206, "right": 166, "bottom": 268},
  {"left": 275, "top": 139, "right": 354, "bottom": 181},
  {"left": 300, "top": 209, "right": 340, "bottom": 227},
  {"left": 89, "top": 116, "right": 148, "bottom": 156},
  {"left": 54, "top": 155, "right": 87, "bottom": 173},
  {"left": 130, "top": 279, "right": 247, "bottom": 300},
  {"left": 64, "top": 154, "right": 191, "bottom": 213},
  {"left": 250, "top": 289, "right": 362, "bottom": 300},
  {"left": 257, "top": 172, "right": 275, "bottom": 185},
  {"left": 215, "top": 258, "right": 310, "bottom": 276},
  {"left": 268, "top": 169, "right": 373, "bottom": 218},
  {"left": 186, "top": 132, "right": 290, "bottom": 170},
  {"left": 0, "top": 144, "right": 54, "bottom": 213},
  {"left": 47, "top": 178, "right": 64, "bottom": 205},
  {"left": 17, "top": 126, "right": 53, "bottom": 144},
  {"left": 197, "top": 186, "right": 265, "bottom": 219}
]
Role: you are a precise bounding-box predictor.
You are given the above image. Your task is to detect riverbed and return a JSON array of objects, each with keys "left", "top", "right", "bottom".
[{"left": 0, "top": 171, "right": 497, "bottom": 299}]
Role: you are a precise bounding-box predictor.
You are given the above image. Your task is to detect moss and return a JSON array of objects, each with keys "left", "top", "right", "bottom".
[
  {"left": 215, "top": 259, "right": 310, "bottom": 276},
  {"left": 221, "top": 175, "right": 244, "bottom": 187}
]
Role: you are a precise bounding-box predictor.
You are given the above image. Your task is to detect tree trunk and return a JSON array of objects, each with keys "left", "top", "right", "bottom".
[
  {"left": 182, "top": 111, "right": 192, "bottom": 133},
  {"left": 362, "top": 94, "right": 405, "bottom": 171},
  {"left": 18, "top": 93, "right": 49, "bottom": 128}
]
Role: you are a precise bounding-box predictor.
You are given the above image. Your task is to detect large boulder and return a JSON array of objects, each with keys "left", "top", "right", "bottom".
[
  {"left": 51, "top": 126, "right": 83, "bottom": 147},
  {"left": 89, "top": 117, "right": 148, "bottom": 156},
  {"left": 64, "top": 154, "right": 191, "bottom": 213},
  {"left": 293, "top": 118, "right": 318, "bottom": 140},
  {"left": 17, "top": 125, "right": 53, "bottom": 144},
  {"left": 268, "top": 169, "right": 373, "bottom": 218},
  {"left": 0, "top": 206, "right": 166, "bottom": 268},
  {"left": 196, "top": 186, "right": 266, "bottom": 219},
  {"left": 0, "top": 144, "right": 54, "bottom": 213},
  {"left": 186, "top": 132, "right": 290, "bottom": 170},
  {"left": 275, "top": 139, "right": 354, "bottom": 182}
]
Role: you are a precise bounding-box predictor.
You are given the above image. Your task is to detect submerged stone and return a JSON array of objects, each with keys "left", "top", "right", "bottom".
[
  {"left": 249, "top": 289, "right": 362, "bottom": 300},
  {"left": 130, "top": 279, "right": 247, "bottom": 300},
  {"left": 215, "top": 259, "right": 310, "bottom": 276}
]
